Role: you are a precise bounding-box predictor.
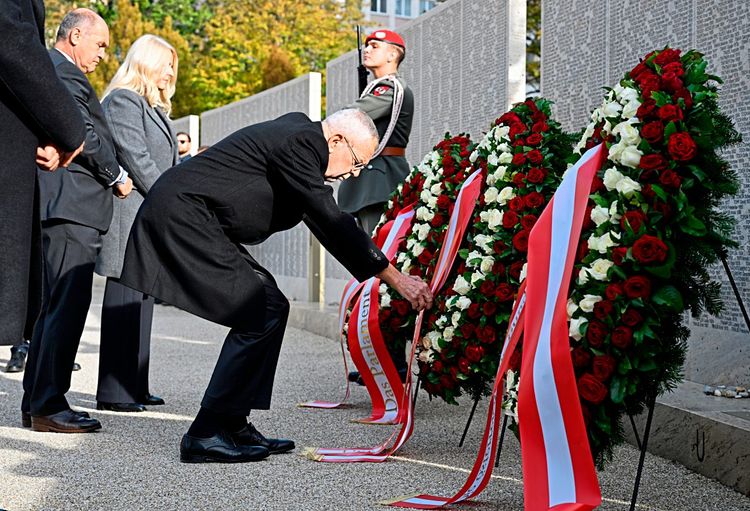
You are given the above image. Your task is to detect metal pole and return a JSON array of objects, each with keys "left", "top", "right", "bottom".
[
  {"left": 628, "top": 412, "right": 642, "bottom": 451},
  {"left": 459, "top": 397, "right": 480, "bottom": 447},
  {"left": 720, "top": 254, "right": 750, "bottom": 333},
  {"left": 495, "top": 414, "right": 509, "bottom": 467},
  {"left": 629, "top": 390, "right": 657, "bottom": 511}
]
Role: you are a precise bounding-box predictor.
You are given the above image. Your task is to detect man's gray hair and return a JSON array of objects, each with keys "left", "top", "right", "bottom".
[
  {"left": 324, "top": 108, "right": 379, "bottom": 148},
  {"left": 56, "top": 9, "right": 99, "bottom": 42}
]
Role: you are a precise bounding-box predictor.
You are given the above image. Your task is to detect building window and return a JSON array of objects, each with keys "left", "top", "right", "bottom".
[
  {"left": 420, "top": 0, "right": 436, "bottom": 13},
  {"left": 371, "top": 0, "right": 387, "bottom": 13},
  {"left": 396, "top": 0, "right": 412, "bottom": 16}
]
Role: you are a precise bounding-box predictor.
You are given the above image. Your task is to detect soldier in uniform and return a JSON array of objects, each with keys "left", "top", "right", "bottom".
[
  {"left": 337, "top": 29, "right": 413, "bottom": 236},
  {"left": 338, "top": 29, "right": 414, "bottom": 385}
]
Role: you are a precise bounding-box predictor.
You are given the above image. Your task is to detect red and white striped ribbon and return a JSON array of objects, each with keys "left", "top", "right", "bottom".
[
  {"left": 518, "top": 143, "right": 605, "bottom": 510},
  {"left": 306, "top": 169, "right": 484, "bottom": 462}
]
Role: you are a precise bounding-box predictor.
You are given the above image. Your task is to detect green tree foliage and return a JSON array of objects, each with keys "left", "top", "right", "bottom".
[{"left": 527, "top": 0, "right": 541, "bottom": 93}]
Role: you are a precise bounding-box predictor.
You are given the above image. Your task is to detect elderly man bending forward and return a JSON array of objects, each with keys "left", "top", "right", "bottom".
[{"left": 119, "top": 109, "right": 432, "bottom": 463}]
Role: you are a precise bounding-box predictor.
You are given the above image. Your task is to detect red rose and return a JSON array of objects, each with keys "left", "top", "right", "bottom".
[
  {"left": 509, "top": 197, "right": 526, "bottom": 212},
  {"left": 482, "top": 302, "right": 497, "bottom": 316},
  {"left": 389, "top": 317, "right": 402, "bottom": 331},
  {"left": 612, "top": 246, "right": 628, "bottom": 266},
  {"left": 432, "top": 360, "right": 444, "bottom": 373},
  {"left": 532, "top": 110, "right": 546, "bottom": 123},
  {"left": 611, "top": 325, "right": 633, "bottom": 349},
  {"left": 493, "top": 240, "right": 507, "bottom": 254},
  {"left": 630, "top": 60, "right": 649, "bottom": 80},
  {"left": 492, "top": 261, "right": 506, "bottom": 276},
  {"left": 524, "top": 98, "right": 539, "bottom": 111},
  {"left": 672, "top": 88, "right": 693, "bottom": 110},
  {"left": 524, "top": 191, "right": 545, "bottom": 209},
  {"left": 393, "top": 299, "right": 410, "bottom": 316},
  {"left": 466, "top": 345, "right": 484, "bottom": 362},
  {"left": 586, "top": 320, "right": 608, "bottom": 347},
  {"left": 632, "top": 235, "right": 669, "bottom": 264},
  {"left": 478, "top": 325, "right": 496, "bottom": 344},
  {"left": 659, "top": 168, "right": 682, "bottom": 189},
  {"left": 593, "top": 300, "right": 614, "bottom": 321},
  {"left": 526, "top": 133, "right": 543, "bottom": 146},
  {"left": 658, "top": 104, "right": 683, "bottom": 122},
  {"left": 494, "top": 283, "right": 514, "bottom": 302},
  {"left": 654, "top": 48, "right": 681, "bottom": 66},
  {"left": 380, "top": 308, "right": 391, "bottom": 322},
  {"left": 571, "top": 346, "right": 592, "bottom": 369},
  {"left": 512, "top": 173, "right": 527, "bottom": 187},
  {"left": 527, "top": 149, "right": 543, "bottom": 165},
  {"left": 498, "top": 112, "right": 521, "bottom": 126},
  {"left": 592, "top": 355, "right": 617, "bottom": 381},
  {"left": 439, "top": 374, "right": 456, "bottom": 389},
  {"left": 458, "top": 357, "right": 471, "bottom": 374},
  {"left": 527, "top": 167, "right": 546, "bottom": 184},
  {"left": 668, "top": 132, "right": 697, "bottom": 162},
  {"left": 624, "top": 275, "right": 652, "bottom": 299},
  {"left": 638, "top": 72, "right": 661, "bottom": 100},
  {"left": 520, "top": 214, "right": 538, "bottom": 230},
  {"left": 532, "top": 121, "right": 549, "bottom": 133},
  {"left": 502, "top": 210, "right": 519, "bottom": 229},
  {"left": 509, "top": 261, "right": 524, "bottom": 281},
  {"left": 467, "top": 303, "right": 482, "bottom": 320},
  {"left": 639, "top": 153, "right": 667, "bottom": 173},
  {"left": 480, "top": 280, "right": 495, "bottom": 296},
  {"left": 512, "top": 152, "right": 526, "bottom": 166},
  {"left": 512, "top": 230, "right": 530, "bottom": 252},
  {"left": 402, "top": 182, "right": 411, "bottom": 196},
  {"left": 460, "top": 323, "right": 475, "bottom": 339},
  {"left": 437, "top": 194, "right": 451, "bottom": 209},
  {"left": 513, "top": 138, "right": 526, "bottom": 147},
  {"left": 653, "top": 200, "right": 673, "bottom": 219},
  {"left": 509, "top": 122, "right": 528, "bottom": 140},
  {"left": 660, "top": 70, "right": 683, "bottom": 93},
  {"left": 605, "top": 282, "right": 624, "bottom": 301},
  {"left": 418, "top": 248, "right": 433, "bottom": 266},
  {"left": 664, "top": 62, "right": 685, "bottom": 77},
  {"left": 578, "top": 373, "right": 609, "bottom": 404},
  {"left": 622, "top": 308, "right": 644, "bottom": 326},
  {"left": 641, "top": 184, "right": 656, "bottom": 201},
  {"left": 621, "top": 210, "right": 647, "bottom": 233},
  {"left": 641, "top": 121, "right": 665, "bottom": 145},
  {"left": 637, "top": 99, "right": 658, "bottom": 120}
]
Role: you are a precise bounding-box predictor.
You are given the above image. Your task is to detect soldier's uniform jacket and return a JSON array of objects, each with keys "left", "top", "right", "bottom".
[{"left": 337, "top": 74, "right": 414, "bottom": 214}]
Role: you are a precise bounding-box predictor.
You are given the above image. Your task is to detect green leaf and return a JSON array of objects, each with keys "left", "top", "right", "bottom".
[
  {"left": 610, "top": 376, "right": 626, "bottom": 404},
  {"left": 618, "top": 356, "right": 632, "bottom": 374},
  {"left": 652, "top": 285, "right": 685, "bottom": 312},
  {"left": 664, "top": 121, "right": 677, "bottom": 138},
  {"left": 679, "top": 215, "right": 708, "bottom": 237},
  {"left": 649, "top": 184, "right": 669, "bottom": 202},
  {"left": 638, "top": 359, "right": 658, "bottom": 372}
]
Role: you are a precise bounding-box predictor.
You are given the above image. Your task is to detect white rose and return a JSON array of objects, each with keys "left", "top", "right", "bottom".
[
  {"left": 479, "top": 211, "right": 490, "bottom": 223},
  {"left": 474, "top": 234, "right": 492, "bottom": 253},
  {"left": 471, "top": 272, "right": 485, "bottom": 285},
  {"left": 590, "top": 205, "right": 610, "bottom": 226},
  {"left": 484, "top": 187, "right": 499, "bottom": 204},
  {"left": 587, "top": 232, "right": 618, "bottom": 253},
  {"left": 381, "top": 293, "right": 391, "bottom": 308},
  {"left": 494, "top": 166, "right": 507, "bottom": 182},
  {"left": 469, "top": 150, "right": 479, "bottom": 163},
  {"left": 486, "top": 174, "right": 497, "bottom": 186},
  {"left": 498, "top": 186, "right": 515, "bottom": 205},
  {"left": 566, "top": 298, "right": 579, "bottom": 318},
  {"left": 577, "top": 268, "right": 590, "bottom": 285},
  {"left": 397, "top": 252, "right": 407, "bottom": 264},
  {"left": 430, "top": 183, "right": 442, "bottom": 195},
  {"left": 427, "top": 196, "right": 438, "bottom": 209},
  {"left": 519, "top": 262, "right": 528, "bottom": 282},
  {"left": 401, "top": 259, "right": 411, "bottom": 273},
  {"left": 588, "top": 258, "right": 614, "bottom": 281},
  {"left": 498, "top": 152, "right": 513, "bottom": 164},
  {"left": 420, "top": 189, "right": 433, "bottom": 203},
  {"left": 480, "top": 256, "right": 494, "bottom": 274},
  {"left": 456, "top": 296, "right": 471, "bottom": 310},
  {"left": 497, "top": 143, "right": 512, "bottom": 153},
  {"left": 452, "top": 275, "right": 471, "bottom": 295},
  {"left": 436, "top": 315, "right": 448, "bottom": 328},
  {"left": 379, "top": 283, "right": 387, "bottom": 295},
  {"left": 487, "top": 153, "right": 500, "bottom": 167},
  {"left": 602, "top": 100, "right": 622, "bottom": 118},
  {"left": 495, "top": 125, "right": 510, "bottom": 138},
  {"left": 416, "top": 206, "right": 434, "bottom": 222},
  {"left": 616, "top": 84, "right": 639, "bottom": 104},
  {"left": 612, "top": 120, "right": 641, "bottom": 146},
  {"left": 487, "top": 209, "right": 503, "bottom": 231},
  {"left": 579, "top": 294, "right": 603, "bottom": 313},
  {"left": 467, "top": 250, "right": 484, "bottom": 264},
  {"left": 619, "top": 145, "right": 643, "bottom": 169},
  {"left": 412, "top": 244, "right": 425, "bottom": 257},
  {"left": 622, "top": 99, "right": 641, "bottom": 119},
  {"left": 569, "top": 316, "right": 588, "bottom": 341},
  {"left": 609, "top": 200, "right": 622, "bottom": 222},
  {"left": 616, "top": 176, "right": 642, "bottom": 197},
  {"left": 603, "top": 167, "right": 624, "bottom": 191},
  {"left": 443, "top": 326, "right": 454, "bottom": 342},
  {"left": 415, "top": 223, "right": 430, "bottom": 241},
  {"left": 451, "top": 311, "right": 461, "bottom": 326},
  {"left": 418, "top": 349, "right": 435, "bottom": 363}
]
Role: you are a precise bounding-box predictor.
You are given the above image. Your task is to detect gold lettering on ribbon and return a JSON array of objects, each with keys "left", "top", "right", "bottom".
[{"left": 358, "top": 285, "right": 398, "bottom": 413}]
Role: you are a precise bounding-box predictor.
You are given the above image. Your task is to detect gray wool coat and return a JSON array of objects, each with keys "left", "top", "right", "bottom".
[{"left": 96, "top": 88, "right": 178, "bottom": 278}]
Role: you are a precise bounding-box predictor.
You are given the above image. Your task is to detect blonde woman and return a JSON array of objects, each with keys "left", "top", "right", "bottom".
[{"left": 95, "top": 35, "right": 179, "bottom": 412}]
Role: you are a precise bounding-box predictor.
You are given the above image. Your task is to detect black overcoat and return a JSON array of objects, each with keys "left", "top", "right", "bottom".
[
  {"left": 0, "top": 0, "right": 85, "bottom": 345},
  {"left": 120, "top": 112, "right": 388, "bottom": 330}
]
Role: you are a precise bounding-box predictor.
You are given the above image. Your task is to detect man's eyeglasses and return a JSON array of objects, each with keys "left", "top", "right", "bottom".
[{"left": 343, "top": 137, "right": 367, "bottom": 173}]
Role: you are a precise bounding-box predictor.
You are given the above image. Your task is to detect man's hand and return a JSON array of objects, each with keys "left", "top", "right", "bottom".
[
  {"left": 36, "top": 141, "right": 84, "bottom": 172},
  {"left": 114, "top": 176, "right": 133, "bottom": 199},
  {"left": 377, "top": 264, "right": 433, "bottom": 311}
]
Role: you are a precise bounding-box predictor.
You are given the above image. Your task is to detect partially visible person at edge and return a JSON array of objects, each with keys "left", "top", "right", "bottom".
[
  {"left": 94, "top": 34, "right": 179, "bottom": 413},
  {"left": 0, "top": 0, "right": 85, "bottom": 360},
  {"left": 22, "top": 9, "right": 134, "bottom": 434},
  {"left": 118, "top": 108, "right": 432, "bottom": 463},
  {"left": 177, "top": 131, "right": 192, "bottom": 162},
  {"left": 337, "top": 29, "right": 414, "bottom": 386}
]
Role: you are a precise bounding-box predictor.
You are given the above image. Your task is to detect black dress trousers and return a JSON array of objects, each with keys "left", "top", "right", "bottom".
[
  {"left": 96, "top": 278, "right": 154, "bottom": 403},
  {"left": 22, "top": 221, "right": 101, "bottom": 416}
]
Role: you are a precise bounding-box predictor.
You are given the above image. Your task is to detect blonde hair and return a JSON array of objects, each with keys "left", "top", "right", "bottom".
[{"left": 104, "top": 34, "right": 178, "bottom": 114}]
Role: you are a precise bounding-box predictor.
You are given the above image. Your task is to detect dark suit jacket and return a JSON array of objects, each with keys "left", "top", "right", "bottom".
[
  {"left": 120, "top": 112, "right": 388, "bottom": 330},
  {"left": 0, "top": 0, "right": 85, "bottom": 345},
  {"left": 37, "top": 49, "right": 120, "bottom": 233}
]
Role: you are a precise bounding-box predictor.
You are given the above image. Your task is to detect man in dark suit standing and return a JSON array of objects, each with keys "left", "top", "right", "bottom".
[
  {"left": 120, "top": 109, "right": 432, "bottom": 463},
  {"left": 22, "top": 9, "right": 134, "bottom": 434},
  {"left": 0, "top": 0, "right": 85, "bottom": 354}
]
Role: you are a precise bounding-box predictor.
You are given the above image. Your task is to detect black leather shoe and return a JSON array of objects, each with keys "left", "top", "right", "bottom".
[
  {"left": 22, "top": 409, "right": 89, "bottom": 428},
  {"left": 180, "top": 430, "right": 270, "bottom": 463},
  {"left": 5, "top": 350, "right": 26, "bottom": 373},
  {"left": 72, "top": 362, "right": 81, "bottom": 371},
  {"left": 31, "top": 409, "right": 101, "bottom": 433},
  {"left": 231, "top": 422, "right": 295, "bottom": 454},
  {"left": 347, "top": 368, "right": 409, "bottom": 387},
  {"left": 138, "top": 393, "right": 165, "bottom": 406},
  {"left": 97, "top": 402, "right": 146, "bottom": 412}
]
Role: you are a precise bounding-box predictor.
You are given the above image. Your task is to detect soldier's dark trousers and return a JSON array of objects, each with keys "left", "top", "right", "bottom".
[{"left": 200, "top": 269, "right": 290, "bottom": 416}]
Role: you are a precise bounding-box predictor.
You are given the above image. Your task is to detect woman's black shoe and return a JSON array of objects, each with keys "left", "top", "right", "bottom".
[{"left": 180, "top": 430, "right": 270, "bottom": 463}]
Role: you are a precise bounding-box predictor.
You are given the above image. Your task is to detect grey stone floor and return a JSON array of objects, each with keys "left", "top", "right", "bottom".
[{"left": 1, "top": 279, "right": 749, "bottom": 510}]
